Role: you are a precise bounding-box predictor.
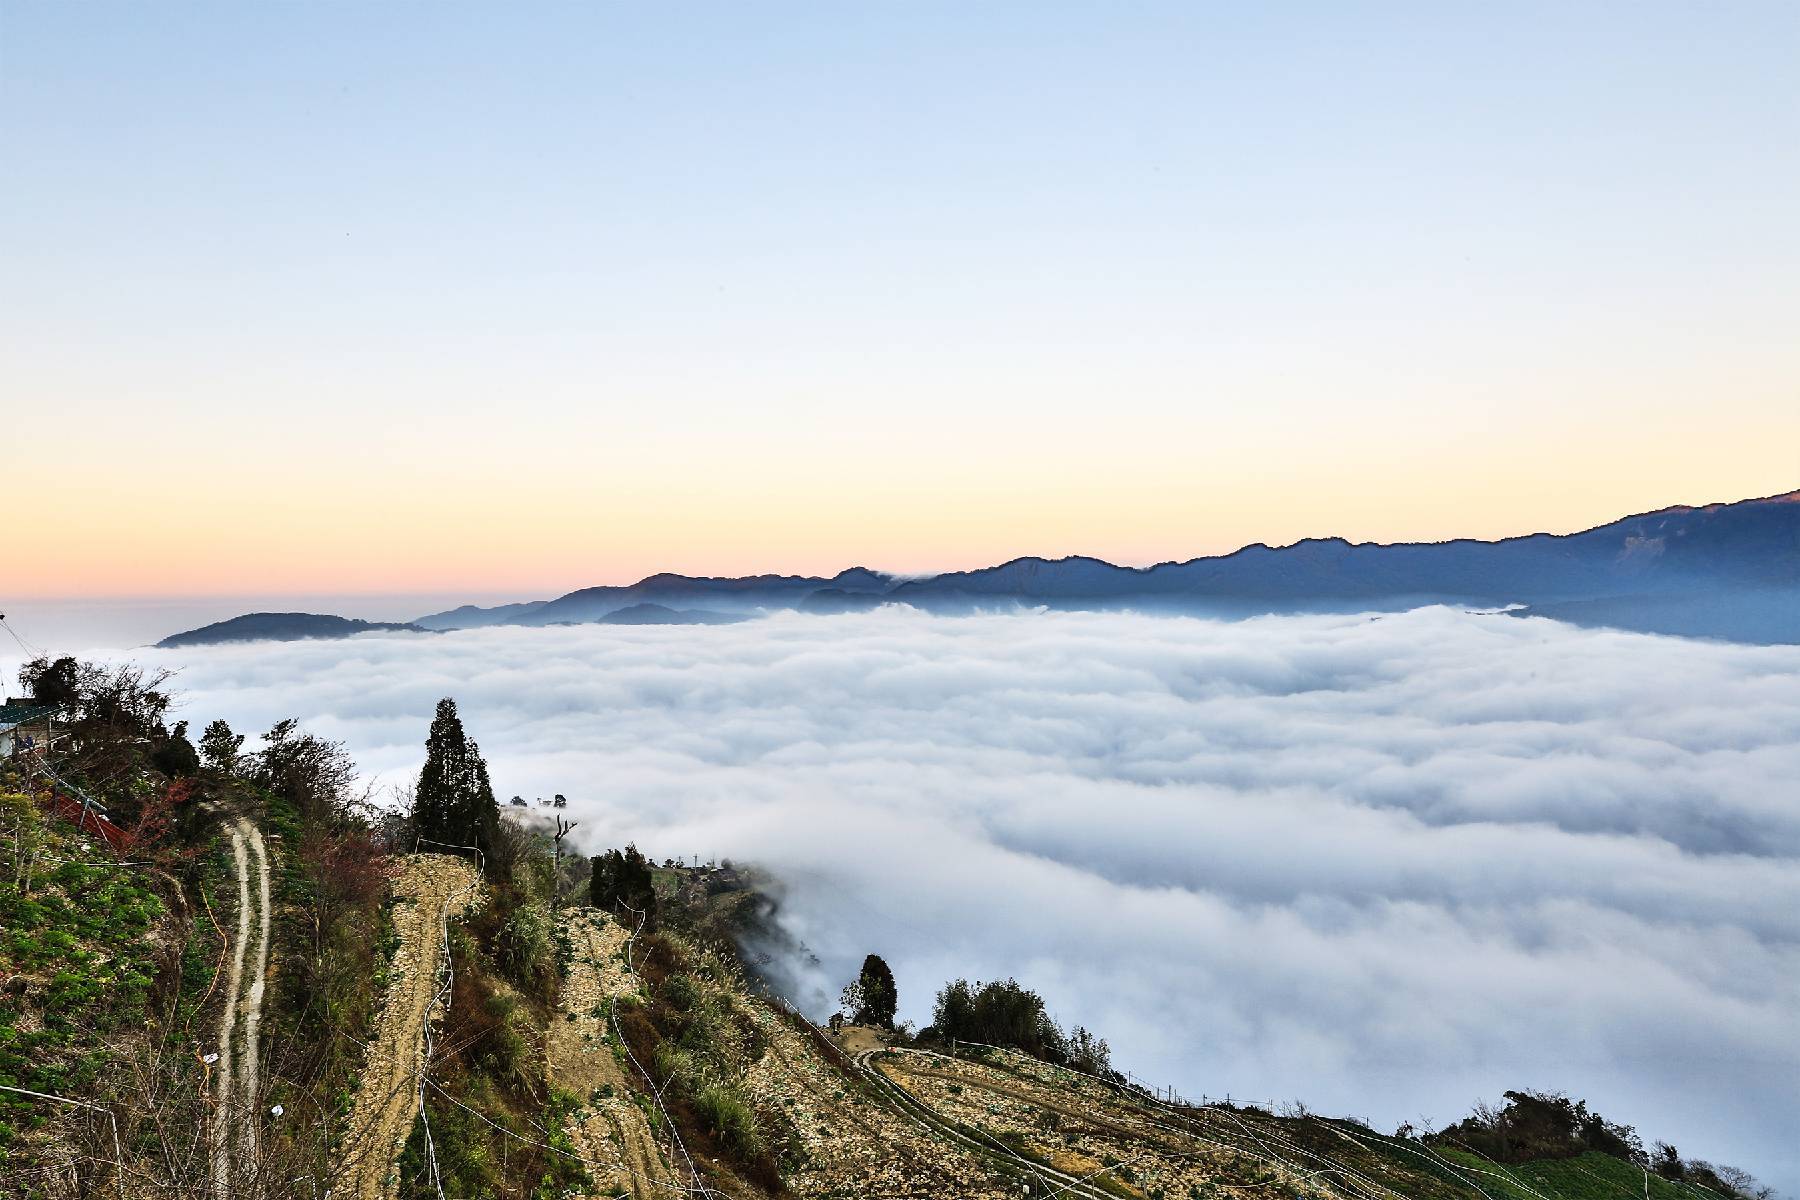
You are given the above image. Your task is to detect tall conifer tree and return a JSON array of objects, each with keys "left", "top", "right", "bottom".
[{"left": 413, "top": 697, "right": 499, "bottom": 859}]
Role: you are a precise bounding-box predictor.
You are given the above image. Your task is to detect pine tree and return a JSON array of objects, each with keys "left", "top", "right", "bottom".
[
  {"left": 199, "top": 719, "right": 244, "bottom": 773},
  {"left": 412, "top": 698, "right": 500, "bottom": 861}
]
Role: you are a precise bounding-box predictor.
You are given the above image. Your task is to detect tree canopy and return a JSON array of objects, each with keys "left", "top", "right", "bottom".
[
  {"left": 841, "top": 954, "right": 897, "bottom": 1027},
  {"left": 931, "top": 977, "right": 1069, "bottom": 1061},
  {"left": 410, "top": 698, "right": 499, "bottom": 859},
  {"left": 590, "top": 844, "right": 656, "bottom": 921}
]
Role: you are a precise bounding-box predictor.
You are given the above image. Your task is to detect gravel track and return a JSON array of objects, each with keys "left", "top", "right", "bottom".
[
  {"left": 334, "top": 854, "right": 482, "bottom": 1200},
  {"left": 209, "top": 818, "right": 271, "bottom": 1200},
  {"left": 238, "top": 823, "right": 272, "bottom": 1190},
  {"left": 548, "top": 909, "right": 667, "bottom": 1200}
]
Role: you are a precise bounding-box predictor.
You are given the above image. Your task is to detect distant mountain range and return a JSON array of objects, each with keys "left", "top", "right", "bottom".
[
  {"left": 156, "top": 612, "right": 426, "bottom": 648},
  {"left": 158, "top": 490, "right": 1800, "bottom": 647}
]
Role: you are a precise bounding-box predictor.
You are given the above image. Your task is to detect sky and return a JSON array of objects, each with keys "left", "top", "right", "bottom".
[
  {"left": 27, "top": 607, "right": 1796, "bottom": 1188},
  {"left": 3, "top": 2, "right": 1798, "bottom": 599}
]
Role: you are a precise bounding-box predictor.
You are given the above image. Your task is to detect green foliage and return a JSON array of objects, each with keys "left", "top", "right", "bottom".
[
  {"left": 411, "top": 698, "right": 500, "bottom": 860},
  {"left": 495, "top": 901, "right": 556, "bottom": 1001},
  {"left": 150, "top": 719, "right": 200, "bottom": 777},
  {"left": 397, "top": 1095, "right": 500, "bottom": 1200},
  {"left": 199, "top": 718, "right": 244, "bottom": 773},
  {"left": 663, "top": 972, "right": 701, "bottom": 1013},
  {"left": 932, "top": 977, "right": 1070, "bottom": 1062},
  {"left": 253, "top": 718, "right": 360, "bottom": 828},
  {"left": 1433, "top": 1148, "right": 1730, "bottom": 1200},
  {"left": 1430, "top": 1090, "right": 1643, "bottom": 1165},
  {"left": 693, "top": 1083, "right": 763, "bottom": 1157},
  {"left": 0, "top": 833, "right": 164, "bottom": 1135},
  {"left": 1065, "top": 1024, "right": 1112, "bottom": 1075},
  {"left": 841, "top": 953, "right": 897, "bottom": 1027},
  {"left": 532, "top": 1090, "right": 594, "bottom": 1199},
  {"left": 18, "top": 655, "right": 80, "bottom": 706},
  {"left": 589, "top": 843, "right": 656, "bottom": 920}
]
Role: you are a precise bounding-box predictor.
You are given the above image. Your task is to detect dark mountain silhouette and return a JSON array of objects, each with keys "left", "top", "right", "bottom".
[
  {"left": 799, "top": 588, "right": 890, "bottom": 614},
  {"left": 597, "top": 603, "right": 746, "bottom": 625},
  {"left": 416, "top": 567, "right": 894, "bottom": 628},
  {"left": 413, "top": 600, "right": 549, "bottom": 631},
  {"left": 158, "top": 490, "right": 1800, "bottom": 647},
  {"left": 891, "top": 490, "right": 1800, "bottom": 608},
  {"left": 156, "top": 612, "right": 425, "bottom": 648}
]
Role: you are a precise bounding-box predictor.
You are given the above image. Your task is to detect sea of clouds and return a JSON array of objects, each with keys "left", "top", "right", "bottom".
[{"left": 56, "top": 606, "right": 1800, "bottom": 1185}]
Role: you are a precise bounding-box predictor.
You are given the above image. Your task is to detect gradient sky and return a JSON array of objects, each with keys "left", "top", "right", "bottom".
[{"left": 4, "top": 2, "right": 1797, "bottom": 599}]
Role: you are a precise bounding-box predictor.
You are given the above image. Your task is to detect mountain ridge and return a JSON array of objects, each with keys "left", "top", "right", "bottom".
[
  {"left": 158, "top": 489, "right": 1800, "bottom": 646},
  {"left": 155, "top": 611, "right": 426, "bottom": 648}
]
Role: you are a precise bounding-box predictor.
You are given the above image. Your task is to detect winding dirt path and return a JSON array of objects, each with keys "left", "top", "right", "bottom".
[
  {"left": 210, "top": 817, "right": 272, "bottom": 1200},
  {"left": 334, "top": 853, "right": 482, "bottom": 1200},
  {"left": 239, "top": 823, "right": 272, "bottom": 1185},
  {"left": 209, "top": 826, "right": 250, "bottom": 1199},
  {"left": 547, "top": 909, "right": 666, "bottom": 1199}
]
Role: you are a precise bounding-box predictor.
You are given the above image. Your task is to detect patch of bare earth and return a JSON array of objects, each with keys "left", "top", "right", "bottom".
[
  {"left": 333, "top": 854, "right": 482, "bottom": 1200},
  {"left": 547, "top": 909, "right": 669, "bottom": 1200},
  {"left": 882, "top": 1048, "right": 1337, "bottom": 1200},
  {"left": 741, "top": 1011, "right": 1018, "bottom": 1199}
]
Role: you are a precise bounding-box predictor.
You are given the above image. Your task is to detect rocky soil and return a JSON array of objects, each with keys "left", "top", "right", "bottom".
[
  {"left": 333, "top": 853, "right": 482, "bottom": 1200},
  {"left": 740, "top": 1010, "right": 1019, "bottom": 1198},
  {"left": 547, "top": 908, "right": 669, "bottom": 1199},
  {"left": 883, "top": 1046, "right": 1335, "bottom": 1200}
]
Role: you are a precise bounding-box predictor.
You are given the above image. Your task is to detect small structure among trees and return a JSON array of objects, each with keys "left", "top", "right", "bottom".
[{"left": 0, "top": 697, "right": 61, "bottom": 758}]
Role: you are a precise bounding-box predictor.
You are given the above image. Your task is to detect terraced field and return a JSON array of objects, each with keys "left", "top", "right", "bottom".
[
  {"left": 876, "top": 1045, "right": 1335, "bottom": 1199},
  {"left": 854, "top": 1045, "right": 1748, "bottom": 1200},
  {"left": 740, "top": 1011, "right": 1022, "bottom": 1198},
  {"left": 548, "top": 909, "right": 669, "bottom": 1199}
]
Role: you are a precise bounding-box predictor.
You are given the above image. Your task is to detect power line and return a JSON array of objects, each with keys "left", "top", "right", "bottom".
[{"left": 1, "top": 610, "right": 46, "bottom": 659}]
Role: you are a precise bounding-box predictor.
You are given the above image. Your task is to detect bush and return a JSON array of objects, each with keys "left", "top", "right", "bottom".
[
  {"left": 496, "top": 902, "right": 555, "bottom": 1001},
  {"left": 1430, "top": 1091, "right": 1643, "bottom": 1164},
  {"left": 693, "top": 1084, "right": 762, "bottom": 1157},
  {"left": 931, "top": 977, "right": 1069, "bottom": 1062},
  {"left": 590, "top": 844, "right": 656, "bottom": 920}
]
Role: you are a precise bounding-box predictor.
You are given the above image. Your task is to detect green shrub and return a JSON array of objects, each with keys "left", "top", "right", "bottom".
[{"left": 693, "top": 1084, "right": 762, "bottom": 1157}]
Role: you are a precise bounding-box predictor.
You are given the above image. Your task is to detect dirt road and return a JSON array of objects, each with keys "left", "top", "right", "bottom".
[
  {"left": 547, "top": 909, "right": 667, "bottom": 1200},
  {"left": 210, "top": 818, "right": 272, "bottom": 1200},
  {"left": 334, "top": 853, "right": 482, "bottom": 1200}
]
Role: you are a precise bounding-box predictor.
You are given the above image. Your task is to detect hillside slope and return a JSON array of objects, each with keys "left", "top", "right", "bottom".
[{"left": 156, "top": 612, "right": 425, "bottom": 648}]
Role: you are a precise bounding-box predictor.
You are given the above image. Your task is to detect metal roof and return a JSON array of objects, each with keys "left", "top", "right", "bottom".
[{"left": 0, "top": 701, "right": 60, "bottom": 729}]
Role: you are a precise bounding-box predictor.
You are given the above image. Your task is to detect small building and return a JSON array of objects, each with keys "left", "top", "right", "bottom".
[{"left": 0, "top": 698, "right": 61, "bottom": 758}]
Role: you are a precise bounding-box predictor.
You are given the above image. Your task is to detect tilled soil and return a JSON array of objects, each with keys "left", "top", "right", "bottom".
[
  {"left": 547, "top": 909, "right": 668, "bottom": 1200},
  {"left": 741, "top": 1009, "right": 1020, "bottom": 1199},
  {"left": 333, "top": 854, "right": 482, "bottom": 1200},
  {"left": 884, "top": 1048, "right": 1336, "bottom": 1200}
]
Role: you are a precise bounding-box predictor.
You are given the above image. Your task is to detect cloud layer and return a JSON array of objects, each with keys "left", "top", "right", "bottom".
[{"left": 103, "top": 607, "right": 1800, "bottom": 1186}]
